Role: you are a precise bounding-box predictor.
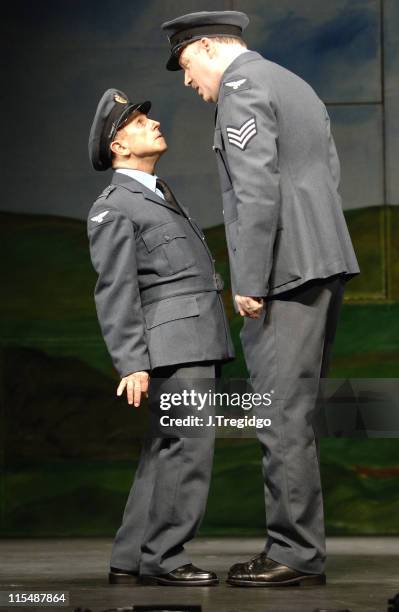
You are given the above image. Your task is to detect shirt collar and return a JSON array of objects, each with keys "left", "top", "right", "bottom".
[{"left": 115, "top": 168, "right": 158, "bottom": 193}]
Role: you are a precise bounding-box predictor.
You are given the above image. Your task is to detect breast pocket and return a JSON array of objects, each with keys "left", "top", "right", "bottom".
[{"left": 141, "top": 221, "right": 195, "bottom": 276}]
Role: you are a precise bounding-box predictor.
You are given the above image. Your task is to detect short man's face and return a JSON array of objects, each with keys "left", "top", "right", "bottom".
[
  {"left": 179, "top": 40, "right": 222, "bottom": 103},
  {"left": 114, "top": 111, "right": 167, "bottom": 158}
]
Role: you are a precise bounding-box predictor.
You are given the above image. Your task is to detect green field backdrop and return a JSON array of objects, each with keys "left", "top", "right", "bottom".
[{"left": 1, "top": 208, "right": 398, "bottom": 537}]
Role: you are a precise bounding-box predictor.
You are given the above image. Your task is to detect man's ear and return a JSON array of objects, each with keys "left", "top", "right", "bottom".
[
  {"left": 110, "top": 138, "right": 129, "bottom": 157},
  {"left": 200, "top": 37, "right": 214, "bottom": 57}
]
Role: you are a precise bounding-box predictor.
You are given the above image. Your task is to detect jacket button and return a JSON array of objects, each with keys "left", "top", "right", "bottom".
[{"left": 164, "top": 235, "right": 170, "bottom": 241}]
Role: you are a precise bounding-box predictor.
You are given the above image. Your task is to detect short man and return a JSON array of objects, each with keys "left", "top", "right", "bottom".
[
  {"left": 161, "top": 11, "right": 359, "bottom": 586},
  {"left": 87, "top": 88, "right": 234, "bottom": 586}
]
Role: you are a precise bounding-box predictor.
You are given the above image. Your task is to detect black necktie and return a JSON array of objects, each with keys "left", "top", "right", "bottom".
[{"left": 155, "top": 178, "right": 182, "bottom": 214}]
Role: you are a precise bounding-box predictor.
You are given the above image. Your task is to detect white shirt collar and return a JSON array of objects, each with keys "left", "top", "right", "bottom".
[{"left": 115, "top": 168, "right": 161, "bottom": 196}]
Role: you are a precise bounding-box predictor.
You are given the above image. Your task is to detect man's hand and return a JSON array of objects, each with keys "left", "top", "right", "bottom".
[
  {"left": 117, "top": 371, "right": 150, "bottom": 407},
  {"left": 235, "top": 295, "right": 264, "bottom": 319}
]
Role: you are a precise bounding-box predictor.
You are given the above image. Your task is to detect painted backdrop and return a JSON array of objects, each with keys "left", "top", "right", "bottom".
[{"left": 1, "top": 0, "right": 398, "bottom": 537}]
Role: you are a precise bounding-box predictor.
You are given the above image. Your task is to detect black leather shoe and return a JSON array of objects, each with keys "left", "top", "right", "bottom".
[
  {"left": 227, "top": 554, "right": 326, "bottom": 587},
  {"left": 140, "top": 563, "right": 218, "bottom": 586},
  {"left": 109, "top": 566, "right": 138, "bottom": 584}
]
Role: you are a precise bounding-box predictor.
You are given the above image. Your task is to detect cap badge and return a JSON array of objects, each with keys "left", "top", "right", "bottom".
[{"left": 114, "top": 94, "right": 128, "bottom": 104}]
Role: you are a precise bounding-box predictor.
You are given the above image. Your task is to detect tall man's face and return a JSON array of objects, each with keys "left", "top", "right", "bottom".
[
  {"left": 112, "top": 111, "right": 167, "bottom": 159},
  {"left": 179, "top": 39, "right": 222, "bottom": 103}
]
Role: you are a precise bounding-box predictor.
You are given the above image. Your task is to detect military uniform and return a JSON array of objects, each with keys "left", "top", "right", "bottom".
[
  {"left": 87, "top": 89, "right": 233, "bottom": 581},
  {"left": 213, "top": 51, "right": 359, "bottom": 298},
  {"left": 214, "top": 51, "right": 359, "bottom": 575},
  {"left": 87, "top": 172, "right": 233, "bottom": 376},
  {"left": 162, "top": 12, "right": 359, "bottom": 580}
]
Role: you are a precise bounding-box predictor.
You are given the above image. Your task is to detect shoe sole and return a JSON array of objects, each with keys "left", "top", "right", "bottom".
[
  {"left": 227, "top": 574, "right": 326, "bottom": 587},
  {"left": 108, "top": 573, "right": 138, "bottom": 585},
  {"left": 139, "top": 576, "right": 219, "bottom": 587}
]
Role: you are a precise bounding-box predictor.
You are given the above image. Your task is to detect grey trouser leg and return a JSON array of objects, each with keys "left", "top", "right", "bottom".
[
  {"left": 240, "top": 275, "right": 346, "bottom": 574},
  {"left": 110, "top": 363, "right": 216, "bottom": 575}
]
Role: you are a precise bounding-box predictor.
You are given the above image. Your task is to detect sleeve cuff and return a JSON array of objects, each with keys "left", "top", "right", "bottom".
[{"left": 119, "top": 357, "right": 151, "bottom": 378}]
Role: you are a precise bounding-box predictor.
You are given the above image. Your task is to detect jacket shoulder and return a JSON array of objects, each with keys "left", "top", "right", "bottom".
[
  {"left": 96, "top": 184, "right": 117, "bottom": 200},
  {"left": 220, "top": 55, "right": 274, "bottom": 105},
  {"left": 87, "top": 184, "right": 130, "bottom": 232},
  {"left": 88, "top": 182, "right": 134, "bottom": 218}
]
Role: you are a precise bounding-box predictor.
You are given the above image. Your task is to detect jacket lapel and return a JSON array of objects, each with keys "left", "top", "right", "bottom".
[{"left": 111, "top": 172, "right": 208, "bottom": 248}]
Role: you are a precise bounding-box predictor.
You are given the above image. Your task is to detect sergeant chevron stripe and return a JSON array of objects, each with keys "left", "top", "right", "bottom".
[{"left": 226, "top": 117, "right": 257, "bottom": 150}]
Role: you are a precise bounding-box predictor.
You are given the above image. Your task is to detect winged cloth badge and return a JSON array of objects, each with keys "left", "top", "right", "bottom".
[
  {"left": 91, "top": 210, "right": 110, "bottom": 224},
  {"left": 225, "top": 78, "right": 247, "bottom": 90}
]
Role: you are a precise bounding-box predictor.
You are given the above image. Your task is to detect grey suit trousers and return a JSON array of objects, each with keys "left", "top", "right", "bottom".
[
  {"left": 110, "top": 362, "right": 215, "bottom": 575},
  {"left": 240, "top": 275, "right": 346, "bottom": 574}
]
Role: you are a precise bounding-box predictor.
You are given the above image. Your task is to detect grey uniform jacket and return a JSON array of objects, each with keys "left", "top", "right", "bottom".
[
  {"left": 214, "top": 51, "right": 360, "bottom": 298},
  {"left": 87, "top": 172, "right": 234, "bottom": 377}
]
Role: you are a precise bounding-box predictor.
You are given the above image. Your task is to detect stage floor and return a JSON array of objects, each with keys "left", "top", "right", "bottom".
[{"left": 0, "top": 537, "right": 398, "bottom": 611}]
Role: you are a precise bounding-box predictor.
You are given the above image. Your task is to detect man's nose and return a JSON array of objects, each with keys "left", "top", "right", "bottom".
[{"left": 184, "top": 72, "right": 192, "bottom": 87}]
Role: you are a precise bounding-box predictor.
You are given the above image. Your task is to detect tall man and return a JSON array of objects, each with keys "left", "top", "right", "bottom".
[
  {"left": 87, "top": 88, "right": 234, "bottom": 586},
  {"left": 161, "top": 11, "right": 359, "bottom": 587}
]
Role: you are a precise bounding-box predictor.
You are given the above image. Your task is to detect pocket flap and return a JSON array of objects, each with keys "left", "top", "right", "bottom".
[
  {"left": 142, "top": 222, "right": 187, "bottom": 252},
  {"left": 144, "top": 296, "right": 199, "bottom": 329}
]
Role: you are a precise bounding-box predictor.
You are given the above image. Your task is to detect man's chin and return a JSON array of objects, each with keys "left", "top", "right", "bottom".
[
  {"left": 201, "top": 92, "right": 213, "bottom": 104},
  {"left": 195, "top": 89, "right": 207, "bottom": 102}
]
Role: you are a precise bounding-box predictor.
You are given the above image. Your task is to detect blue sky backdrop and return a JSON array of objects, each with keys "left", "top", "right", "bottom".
[{"left": 2, "top": 0, "right": 397, "bottom": 225}]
